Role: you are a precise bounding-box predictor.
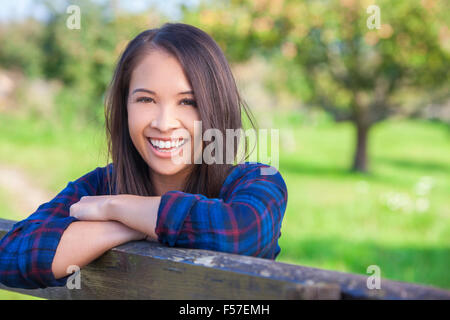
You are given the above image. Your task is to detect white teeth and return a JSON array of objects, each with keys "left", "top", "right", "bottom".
[{"left": 150, "top": 138, "right": 186, "bottom": 150}]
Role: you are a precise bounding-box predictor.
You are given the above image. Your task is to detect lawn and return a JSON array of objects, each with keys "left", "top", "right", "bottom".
[
  {"left": 275, "top": 114, "right": 450, "bottom": 289},
  {"left": 0, "top": 112, "right": 448, "bottom": 299}
]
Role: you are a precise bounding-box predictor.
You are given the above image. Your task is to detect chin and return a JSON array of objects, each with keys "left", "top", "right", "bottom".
[{"left": 149, "top": 161, "right": 188, "bottom": 176}]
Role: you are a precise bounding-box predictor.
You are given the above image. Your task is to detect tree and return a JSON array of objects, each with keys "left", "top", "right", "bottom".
[
  {"left": 182, "top": 0, "right": 450, "bottom": 172},
  {"left": 0, "top": 0, "right": 165, "bottom": 125},
  {"left": 40, "top": 0, "right": 160, "bottom": 124}
]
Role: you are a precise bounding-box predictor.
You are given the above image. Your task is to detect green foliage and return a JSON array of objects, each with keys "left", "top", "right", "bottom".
[
  {"left": 182, "top": 0, "right": 450, "bottom": 171},
  {"left": 0, "top": 20, "right": 46, "bottom": 77},
  {"left": 0, "top": 0, "right": 165, "bottom": 124},
  {"left": 185, "top": 0, "right": 450, "bottom": 122}
]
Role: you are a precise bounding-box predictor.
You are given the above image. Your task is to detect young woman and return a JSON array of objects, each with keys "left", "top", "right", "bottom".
[{"left": 0, "top": 23, "right": 287, "bottom": 289}]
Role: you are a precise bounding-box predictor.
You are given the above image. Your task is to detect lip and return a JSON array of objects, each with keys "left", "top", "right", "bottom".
[{"left": 147, "top": 138, "right": 186, "bottom": 159}]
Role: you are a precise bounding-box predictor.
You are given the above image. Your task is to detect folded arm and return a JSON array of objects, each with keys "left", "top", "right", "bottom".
[
  {"left": 107, "top": 163, "right": 288, "bottom": 260},
  {"left": 52, "top": 220, "right": 145, "bottom": 279},
  {"left": 0, "top": 166, "right": 145, "bottom": 288}
]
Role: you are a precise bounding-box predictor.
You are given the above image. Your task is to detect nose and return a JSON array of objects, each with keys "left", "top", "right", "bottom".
[{"left": 151, "top": 104, "right": 179, "bottom": 132}]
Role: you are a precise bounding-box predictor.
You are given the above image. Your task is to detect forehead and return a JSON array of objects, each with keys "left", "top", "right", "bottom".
[{"left": 129, "top": 49, "right": 192, "bottom": 92}]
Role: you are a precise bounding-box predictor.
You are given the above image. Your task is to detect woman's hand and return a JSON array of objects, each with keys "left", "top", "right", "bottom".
[
  {"left": 69, "top": 195, "right": 115, "bottom": 221},
  {"left": 69, "top": 194, "right": 161, "bottom": 241},
  {"left": 108, "top": 194, "right": 161, "bottom": 241}
]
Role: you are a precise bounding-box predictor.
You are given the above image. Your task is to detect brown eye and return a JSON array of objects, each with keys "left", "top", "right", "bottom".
[
  {"left": 137, "top": 97, "right": 154, "bottom": 103},
  {"left": 181, "top": 99, "right": 197, "bottom": 107}
]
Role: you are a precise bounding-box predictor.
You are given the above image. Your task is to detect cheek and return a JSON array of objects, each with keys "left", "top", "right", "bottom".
[
  {"left": 127, "top": 112, "right": 138, "bottom": 140},
  {"left": 185, "top": 109, "right": 201, "bottom": 135},
  {"left": 185, "top": 113, "right": 200, "bottom": 135},
  {"left": 184, "top": 112, "right": 203, "bottom": 161},
  {"left": 128, "top": 106, "right": 149, "bottom": 131},
  {"left": 127, "top": 107, "right": 148, "bottom": 149}
]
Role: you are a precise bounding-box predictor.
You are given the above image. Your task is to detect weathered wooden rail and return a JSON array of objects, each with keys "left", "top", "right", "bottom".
[{"left": 0, "top": 218, "right": 449, "bottom": 300}]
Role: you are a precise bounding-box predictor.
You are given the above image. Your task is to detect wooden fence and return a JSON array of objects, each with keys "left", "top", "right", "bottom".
[{"left": 0, "top": 218, "right": 449, "bottom": 300}]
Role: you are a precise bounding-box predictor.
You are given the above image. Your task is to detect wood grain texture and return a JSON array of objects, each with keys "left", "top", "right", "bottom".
[{"left": 1, "top": 218, "right": 449, "bottom": 300}]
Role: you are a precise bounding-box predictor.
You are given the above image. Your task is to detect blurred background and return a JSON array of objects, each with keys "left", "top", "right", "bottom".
[{"left": 0, "top": 0, "right": 449, "bottom": 299}]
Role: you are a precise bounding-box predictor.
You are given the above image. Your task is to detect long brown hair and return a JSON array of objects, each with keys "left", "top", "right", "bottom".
[{"left": 105, "top": 22, "right": 257, "bottom": 198}]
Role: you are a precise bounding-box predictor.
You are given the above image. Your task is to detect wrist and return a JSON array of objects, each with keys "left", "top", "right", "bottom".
[
  {"left": 105, "top": 194, "right": 161, "bottom": 241},
  {"left": 108, "top": 220, "right": 146, "bottom": 242},
  {"left": 105, "top": 195, "right": 120, "bottom": 222}
]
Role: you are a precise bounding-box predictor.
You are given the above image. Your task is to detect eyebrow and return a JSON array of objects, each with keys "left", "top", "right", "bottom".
[{"left": 131, "top": 88, "right": 194, "bottom": 95}]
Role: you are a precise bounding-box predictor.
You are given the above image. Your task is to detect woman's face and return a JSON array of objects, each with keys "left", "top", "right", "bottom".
[{"left": 127, "top": 49, "right": 201, "bottom": 178}]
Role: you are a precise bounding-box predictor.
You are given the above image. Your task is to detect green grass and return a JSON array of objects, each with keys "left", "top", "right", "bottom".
[
  {"left": 275, "top": 116, "right": 450, "bottom": 289},
  {"left": 0, "top": 112, "right": 448, "bottom": 299},
  {"left": 0, "top": 114, "right": 108, "bottom": 192}
]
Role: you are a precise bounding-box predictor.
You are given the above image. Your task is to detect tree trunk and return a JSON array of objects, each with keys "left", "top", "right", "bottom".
[{"left": 352, "top": 123, "right": 370, "bottom": 172}]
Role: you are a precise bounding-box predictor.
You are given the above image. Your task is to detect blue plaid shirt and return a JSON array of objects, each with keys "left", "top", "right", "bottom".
[{"left": 0, "top": 162, "right": 287, "bottom": 289}]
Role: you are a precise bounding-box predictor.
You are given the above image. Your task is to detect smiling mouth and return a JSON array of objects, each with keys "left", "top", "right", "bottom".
[{"left": 148, "top": 138, "right": 187, "bottom": 152}]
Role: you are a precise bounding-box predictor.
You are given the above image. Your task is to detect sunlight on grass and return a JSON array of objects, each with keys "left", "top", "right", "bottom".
[
  {"left": 0, "top": 289, "right": 43, "bottom": 300},
  {"left": 274, "top": 117, "right": 450, "bottom": 289}
]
